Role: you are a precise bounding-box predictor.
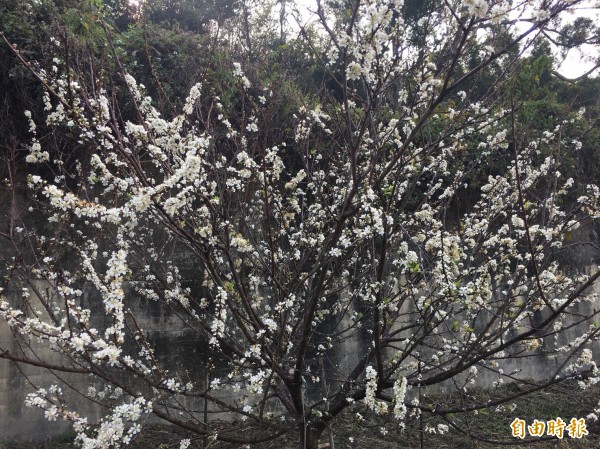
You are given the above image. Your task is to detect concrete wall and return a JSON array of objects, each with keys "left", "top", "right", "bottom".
[
  {"left": 4, "top": 271, "right": 600, "bottom": 443},
  {"left": 1, "top": 211, "right": 600, "bottom": 443},
  {"left": 0, "top": 280, "right": 207, "bottom": 443}
]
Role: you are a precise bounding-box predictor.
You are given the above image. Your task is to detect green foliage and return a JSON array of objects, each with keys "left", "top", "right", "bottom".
[{"left": 144, "top": 0, "right": 239, "bottom": 32}]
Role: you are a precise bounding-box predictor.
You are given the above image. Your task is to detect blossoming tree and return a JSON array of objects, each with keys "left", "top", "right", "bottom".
[{"left": 1, "top": 0, "right": 600, "bottom": 448}]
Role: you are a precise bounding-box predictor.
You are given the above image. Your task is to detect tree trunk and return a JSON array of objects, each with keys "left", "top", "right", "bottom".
[{"left": 300, "top": 420, "right": 326, "bottom": 449}]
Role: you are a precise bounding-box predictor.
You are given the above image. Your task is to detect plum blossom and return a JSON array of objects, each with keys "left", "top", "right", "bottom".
[{"left": 464, "top": 0, "right": 489, "bottom": 18}]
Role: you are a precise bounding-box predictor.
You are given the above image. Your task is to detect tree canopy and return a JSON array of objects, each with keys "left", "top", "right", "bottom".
[{"left": 1, "top": 1, "right": 600, "bottom": 448}]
